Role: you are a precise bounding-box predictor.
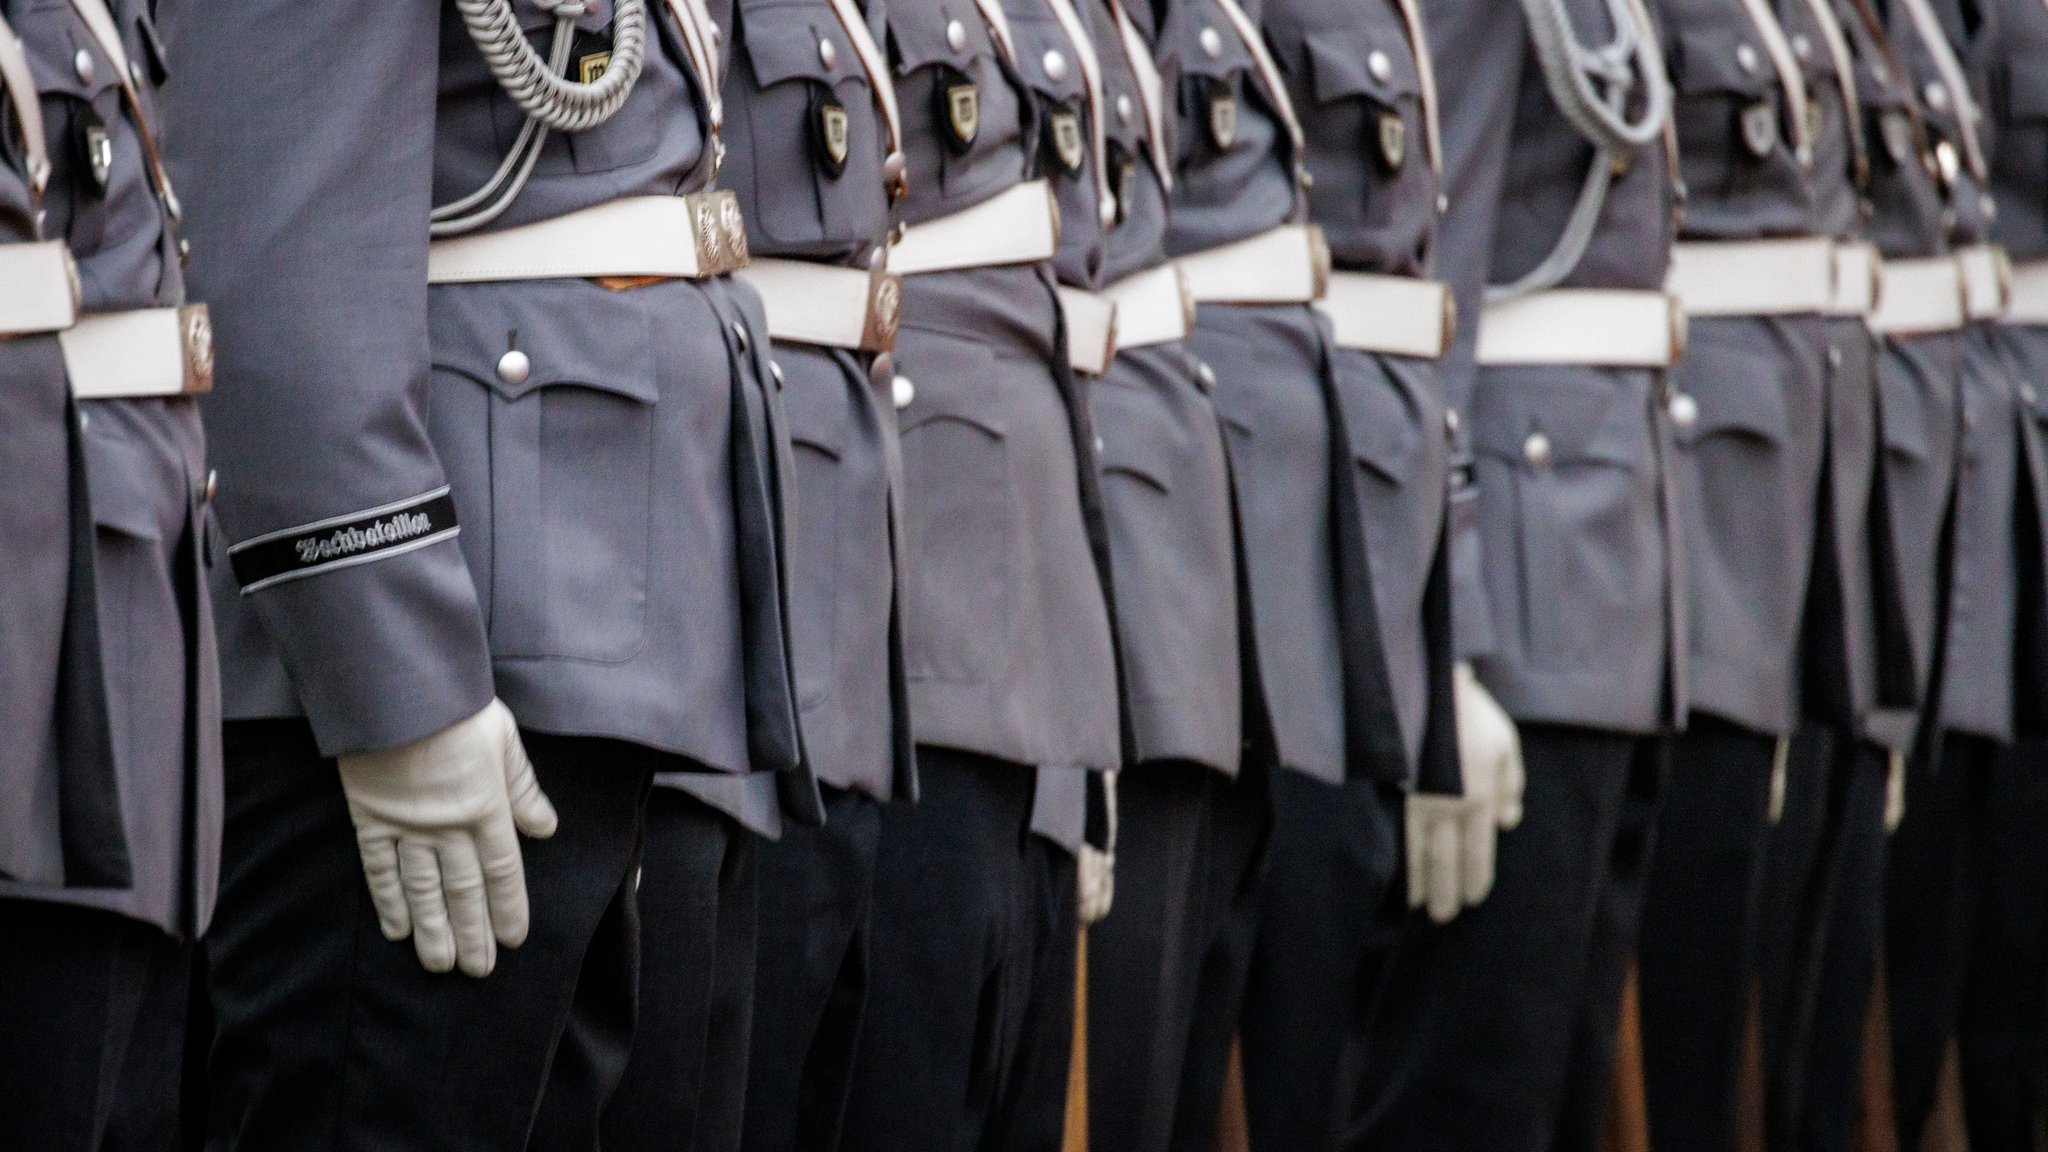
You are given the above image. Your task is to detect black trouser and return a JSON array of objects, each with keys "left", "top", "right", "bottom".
[
  {"left": 0, "top": 901, "right": 194, "bottom": 1152},
  {"left": 1085, "top": 762, "right": 1269, "bottom": 1152},
  {"left": 1888, "top": 734, "right": 2048, "bottom": 1151},
  {"left": 205, "top": 721, "right": 654, "bottom": 1152},
  {"left": 842, "top": 747, "right": 1079, "bottom": 1152},
  {"left": 603, "top": 788, "right": 760, "bottom": 1152},
  {"left": 739, "top": 786, "right": 883, "bottom": 1152},
  {"left": 1638, "top": 715, "right": 1779, "bottom": 1152},
  {"left": 1346, "top": 725, "right": 1669, "bottom": 1152},
  {"left": 1756, "top": 726, "right": 1888, "bottom": 1152}
]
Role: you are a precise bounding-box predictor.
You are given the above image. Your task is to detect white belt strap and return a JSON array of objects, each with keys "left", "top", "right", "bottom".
[
  {"left": 818, "top": 0, "right": 902, "bottom": 189},
  {"left": 1316, "top": 272, "right": 1454, "bottom": 359},
  {"left": 1796, "top": 0, "right": 1864, "bottom": 178},
  {"left": 1867, "top": 256, "right": 1966, "bottom": 336},
  {"left": 1734, "top": 0, "right": 1813, "bottom": 161},
  {"left": 426, "top": 193, "right": 750, "bottom": 283},
  {"left": 1897, "top": 0, "right": 1986, "bottom": 181},
  {"left": 1056, "top": 263, "right": 1194, "bottom": 373},
  {"left": 969, "top": 0, "right": 1019, "bottom": 69},
  {"left": 1209, "top": 0, "right": 1305, "bottom": 155},
  {"left": 2004, "top": 260, "right": 2048, "bottom": 326},
  {"left": 886, "top": 180, "right": 1060, "bottom": 275},
  {"left": 67, "top": 0, "right": 180, "bottom": 219},
  {"left": 1666, "top": 237, "right": 1838, "bottom": 316},
  {"left": 1177, "top": 224, "right": 1330, "bottom": 305},
  {"left": 1956, "top": 244, "right": 2010, "bottom": 321},
  {"left": 1829, "top": 241, "right": 1881, "bottom": 317},
  {"left": 0, "top": 15, "right": 51, "bottom": 200},
  {"left": 1107, "top": 0, "right": 1171, "bottom": 191},
  {"left": 60, "top": 305, "right": 213, "bottom": 399},
  {"left": 1039, "top": 0, "right": 1114, "bottom": 223},
  {"left": 1476, "top": 289, "right": 1685, "bottom": 368},
  {"left": 0, "top": 242, "right": 81, "bottom": 337},
  {"left": 1392, "top": 0, "right": 1441, "bottom": 177},
  {"left": 735, "top": 258, "right": 901, "bottom": 352},
  {"left": 662, "top": 0, "right": 724, "bottom": 136}
]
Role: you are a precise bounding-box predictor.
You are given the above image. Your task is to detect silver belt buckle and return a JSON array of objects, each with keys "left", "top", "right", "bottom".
[
  {"left": 689, "top": 191, "right": 752, "bottom": 277},
  {"left": 862, "top": 266, "right": 902, "bottom": 354},
  {"left": 180, "top": 303, "right": 214, "bottom": 394}
]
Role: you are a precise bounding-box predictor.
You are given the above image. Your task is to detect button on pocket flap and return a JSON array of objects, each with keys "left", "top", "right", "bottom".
[
  {"left": 1007, "top": 14, "right": 1086, "bottom": 103},
  {"left": 1471, "top": 366, "right": 1637, "bottom": 467},
  {"left": 891, "top": 4, "right": 994, "bottom": 75},
  {"left": 1674, "top": 28, "right": 1775, "bottom": 98},
  {"left": 896, "top": 331, "right": 1006, "bottom": 438},
  {"left": 27, "top": 24, "right": 119, "bottom": 101},
  {"left": 82, "top": 426, "right": 168, "bottom": 540},
  {"left": 744, "top": 4, "right": 865, "bottom": 92},
  {"left": 430, "top": 283, "right": 659, "bottom": 405},
  {"left": 1304, "top": 27, "right": 1416, "bottom": 106},
  {"left": 1169, "top": 6, "right": 1252, "bottom": 81},
  {"left": 2003, "top": 52, "right": 2048, "bottom": 121},
  {"left": 1672, "top": 336, "right": 1791, "bottom": 445}
]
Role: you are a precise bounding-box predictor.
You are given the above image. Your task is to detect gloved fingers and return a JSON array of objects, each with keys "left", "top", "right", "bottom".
[
  {"left": 355, "top": 831, "right": 411, "bottom": 941},
  {"left": 477, "top": 808, "right": 533, "bottom": 950},
  {"left": 1495, "top": 745, "right": 1526, "bottom": 831},
  {"left": 1461, "top": 801, "right": 1496, "bottom": 908},
  {"left": 1405, "top": 805, "right": 1430, "bottom": 911},
  {"left": 1425, "top": 816, "right": 1461, "bottom": 925},
  {"left": 398, "top": 837, "right": 458, "bottom": 974},
  {"left": 502, "top": 729, "right": 559, "bottom": 840},
  {"left": 437, "top": 837, "right": 498, "bottom": 978}
]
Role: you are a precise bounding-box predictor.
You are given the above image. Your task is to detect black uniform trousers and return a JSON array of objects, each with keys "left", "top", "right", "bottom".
[
  {"left": 738, "top": 785, "right": 883, "bottom": 1152},
  {"left": 1888, "top": 734, "right": 2048, "bottom": 1151},
  {"left": 1084, "top": 761, "right": 1269, "bottom": 1152},
  {"left": 1637, "top": 714, "right": 1780, "bottom": 1152},
  {"left": 1755, "top": 725, "right": 1889, "bottom": 1152},
  {"left": 602, "top": 788, "right": 760, "bottom": 1152},
  {"left": 0, "top": 900, "right": 196, "bottom": 1152},
  {"left": 204, "top": 721, "right": 655, "bottom": 1152},
  {"left": 841, "top": 747, "right": 1079, "bottom": 1152},
  {"left": 1345, "top": 725, "right": 1670, "bottom": 1152}
]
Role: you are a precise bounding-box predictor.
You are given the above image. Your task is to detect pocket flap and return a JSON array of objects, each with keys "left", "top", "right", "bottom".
[
  {"left": 1304, "top": 27, "right": 1416, "bottom": 106},
  {"left": 1471, "top": 365, "right": 1642, "bottom": 468},
  {"left": 896, "top": 330, "right": 1007, "bottom": 438},
  {"left": 1167, "top": 4, "right": 1254, "bottom": 81},
  {"left": 1673, "top": 27, "right": 1775, "bottom": 98},
  {"left": 743, "top": 3, "right": 868, "bottom": 92},
  {"left": 82, "top": 423, "right": 169, "bottom": 540},
  {"left": 1670, "top": 335, "right": 1791, "bottom": 446},
  {"left": 430, "top": 281, "right": 659, "bottom": 405},
  {"left": 1094, "top": 381, "right": 1175, "bottom": 493},
  {"left": 890, "top": 2, "right": 995, "bottom": 75},
  {"left": 1337, "top": 353, "right": 1423, "bottom": 485},
  {"left": 1006, "top": 13, "right": 1087, "bottom": 104}
]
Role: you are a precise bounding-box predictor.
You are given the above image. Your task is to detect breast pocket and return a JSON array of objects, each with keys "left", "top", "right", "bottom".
[
  {"left": 24, "top": 5, "right": 124, "bottom": 250},
  {"left": 897, "top": 331, "right": 1012, "bottom": 686},
  {"left": 429, "top": 282, "right": 659, "bottom": 664},
  {"left": 1005, "top": 12, "right": 1090, "bottom": 187},
  {"left": 1289, "top": 22, "right": 1427, "bottom": 239},
  {"left": 1671, "top": 25, "right": 1783, "bottom": 192},
  {"left": 737, "top": 0, "right": 886, "bottom": 249},
  {"left": 892, "top": 3, "right": 1025, "bottom": 205}
]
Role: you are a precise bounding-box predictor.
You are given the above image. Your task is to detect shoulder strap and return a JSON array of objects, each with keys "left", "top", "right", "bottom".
[
  {"left": 1799, "top": 0, "right": 1869, "bottom": 185},
  {"left": 1105, "top": 0, "right": 1171, "bottom": 190},
  {"left": 1733, "top": 0, "right": 1815, "bottom": 162},
  {"left": 1896, "top": 0, "right": 1986, "bottom": 180},
  {"left": 663, "top": 0, "right": 725, "bottom": 135},
  {"left": 971, "top": 0, "right": 1021, "bottom": 68},
  {"left": 1208, "top": 0, "right": 1304, "bottom": 155},
  {"left": 66, "top": 0, "right": 180, "bottom": 219},
  {"left": 1391, "top": 0, "right": 1441, "bottom": 179},
  {"left": 1040, "top": 0, "right": 1115, "bottom": 220},
  {"left": 820, "top": 0, "right": 904, "bottom": 194},
  {"left": 0, "top": 12, "right": 50, "bottom": 207}
]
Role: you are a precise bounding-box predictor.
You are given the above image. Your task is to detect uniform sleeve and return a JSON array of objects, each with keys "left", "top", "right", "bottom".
[
  {"left": 1427, "top": 0, "right": 1527, "bottom": 662},
  {"left": 162, "top": 0, "right": 496, "bottom": 757}
]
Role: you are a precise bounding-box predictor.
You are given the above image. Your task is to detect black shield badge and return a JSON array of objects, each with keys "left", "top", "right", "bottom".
[
  {"left": 938, "top": 67, "right": 980, "bottom": 155},
  {"left": 1740, "top": 101, "right": 1778, "bottom": 158},
  {"left": 1377, "top": 111, "right": 1406, "bottom": 171},
  {"left": 1049, "top": 109, "right": 1085, "bottom": 175},
  {"left": 811, "top": 87, "right": 850, "bottom": 178},
  {"left": 75, "top": 106, "right": 112, "bottom": 198}
]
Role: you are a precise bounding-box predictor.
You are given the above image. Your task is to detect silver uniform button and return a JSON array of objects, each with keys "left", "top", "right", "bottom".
[
  {"left": 1925, "top": 81, "right": 1949, "bottom": 111},
  {"left": 732, "top": 322, "right": 751, "bottom": 352},
  {"left": 203, "top": 469, "right": 219, "bottom": 506},
  {"left": 1199, "top": 26, "right": 1223, "bottom": 58},
  {"left": 1523, "top": 431, "right": 1553, "bottom": 467},
  {"left": 497, "top": 349, "right": 532, "bottom": 386},
  {"left": 1790, "top": 34, "right": 1812, "bottom": 60},
  {"left": 74, "top": 48, "right": 95, "bottom": 85},
  {"left": 1118, "top": 94, "right": 1134, "bottom": 123},
  {"left": 892, "top": 375, "right": 916, "bottom": 409},
  {"left": 1444, "top": 408, "right": 1460, "bottom": 436},
  {"left": 769, "top": 360, "right": 785, "bottom": 389},
  {"left": 947, "top": 19, "right": 968, "bottom": 51},
  {"left": 1043, "top": 50, "right": 1067, "bottom": 82},
  {"left": 1367, "top": 50, "right": 1393, "bottom": 83},
  {"left": 1668, "top": 393, "right": 1699, "bottom": 429},
  {"left": 819, "top": 37, "right": 837, "bottom": 69},
  {"left": 1827, "top": 344, "right": 1844, "bottom": 370},
  {"left": 2022, "top": 382, "right": 2039, "bottom": 406},
  {"left": 1735, "top": 43, "right": 1760, "bottom": 75},
  {"left": 129, "top": 59, "right": 145, "bottom": 86},
  {"left": 1195, "top": 360, "right": 1217, "bottom": 389}
]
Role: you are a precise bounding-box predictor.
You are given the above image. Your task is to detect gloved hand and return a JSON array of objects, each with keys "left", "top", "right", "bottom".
[
  {"left": 1078, "top": 769, "right": 1118, "bottom": 926},
  {"left": 337, "top": 699, "right": 559, "bottom": 977},
  {"left": 1406, "top": 664, "right": 1524, "bottom": 924}
]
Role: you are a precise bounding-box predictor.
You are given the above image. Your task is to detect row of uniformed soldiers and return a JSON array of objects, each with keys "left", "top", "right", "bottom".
[{"left": 4, "top": 0, "right": 2048, "bottom": 1149}]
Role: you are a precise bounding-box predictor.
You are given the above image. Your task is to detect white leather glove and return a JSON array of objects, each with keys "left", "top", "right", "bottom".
[
  {"left": 1078, "top": 769, "right": 1118, "bottom": 926},
  {"left": 1406, "top": 664, "right": 1524, "bottom": 924},
  {"left": 337, "top": 699, "right": 559, "bottom": 977}
]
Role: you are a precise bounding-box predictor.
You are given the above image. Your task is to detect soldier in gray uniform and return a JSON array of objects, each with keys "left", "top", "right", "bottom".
[
  {"left": 165, "top": 0, "right": 814, "bottom": 1146},
  {"left": 703, "top": 1, "right": 915, "bottom": 1150},
  {"left": 0, "top": 1, "right": 219, "bottom": 1147},
  {"left": 1347, "top": 0, "right": 1692, "bottom": 1147},
  {"left": 835, "top": 0, "right": 1120, "bottom": 1145}
]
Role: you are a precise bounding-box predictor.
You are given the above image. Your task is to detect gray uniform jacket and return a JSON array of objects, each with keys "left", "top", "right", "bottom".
[
  {"left": 884, "top": 0, "right": 1121, "bottom": 821},
  {"left": 0, "top": 0, "right": 221, "bottom": 938},
  {"left": 167, "top": 0, "right": 818, "bottom": 827},
  {"left": 1266, "top": 0, "right": 1457, "bottom": 783},
  {"left": 719, "top": 0, "right": 916, "bottom": 806},
  {"left": 1975, "top": 0, "right": 2048, "bottom": 737},
  {"left": 1023, "top": 0, "right": 1242, "bottom": 776},
  {"left": 1436, "top": 0, "right": 1687, "bottom": 735}
]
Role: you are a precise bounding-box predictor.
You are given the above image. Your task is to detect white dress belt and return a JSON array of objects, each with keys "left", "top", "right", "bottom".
[
  {"left": 1666, "top": 237, "right": 1838, "bottom": 317},
  {"left": 2004, "top": 259, "right": 2048, "bottom": 326},
  {"left": 1476, "top": 289, "right": 1686, "bottom": 368},
  {"left": 1956, "top": 244, "right": 2011, "bottom": 322},
  {"left": 1828, "top": 241, "right": 1881, "bottom": 317},
  {"left": 1055, "top": 263, "right": 1193, "bottom": 374},
  {"left": 1315, "top": 271, "right": 1455, "bottom": 359},
  {"left": 0, "top": 241, "right": 81, "bottom": 338},
  {"left": 1867, "top": 256, "right": 1966, "bottom": 336},
  {"left": 1177, "top": 224, "right": 1331, "bottom": 306},
  {"left": 734, "top": 258, "right": 902, "bottom": 353},
  {"left": 426, "top": 193, "right": 752, "bottom": 284},
  {"left": 61, "top": 305, "right": 213, "bottom": 400},
  {"left": 885, "top": 181, "right": 1061, "bottom": 276}
]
